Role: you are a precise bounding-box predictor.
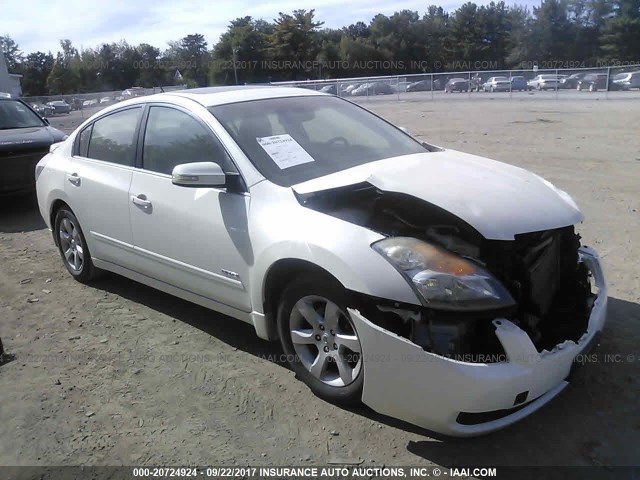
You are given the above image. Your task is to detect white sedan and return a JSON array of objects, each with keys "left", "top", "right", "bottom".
[{"left": 35, "top": 86, "right": 606, "bottom": 436}]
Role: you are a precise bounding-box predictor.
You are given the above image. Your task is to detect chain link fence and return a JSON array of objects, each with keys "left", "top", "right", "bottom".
[
  {"left": 21, "top": 85, "right": 187, "bottom": 118},
  {"left": 19, "top": 64, "right": 640, "bottom": 120},
  {"left": 271, "top": 65, "right": 640, "bottom": 101}
]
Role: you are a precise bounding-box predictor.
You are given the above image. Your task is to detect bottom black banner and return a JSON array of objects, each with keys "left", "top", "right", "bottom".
[{"left": 0, "top": 466, "right": 638, "bottom": 480}]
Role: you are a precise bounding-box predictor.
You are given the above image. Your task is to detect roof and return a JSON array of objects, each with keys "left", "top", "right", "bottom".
[{"left": 166, "top": 85, "right": 326, "bottom": 107}]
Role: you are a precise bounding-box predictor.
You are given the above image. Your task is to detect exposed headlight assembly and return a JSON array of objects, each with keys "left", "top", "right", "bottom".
[{"left": 372, "top": 237, "right": 515, "bottom": 311}]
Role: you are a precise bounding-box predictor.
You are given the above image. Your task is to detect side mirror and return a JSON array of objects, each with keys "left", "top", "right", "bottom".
[{"left": 172, "top": 162, "right": 226, "bottom": 188}]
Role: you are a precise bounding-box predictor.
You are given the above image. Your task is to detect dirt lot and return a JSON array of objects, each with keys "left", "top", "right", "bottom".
[{"left": 0, "top": 98, "right": 639, "bottom": 471}]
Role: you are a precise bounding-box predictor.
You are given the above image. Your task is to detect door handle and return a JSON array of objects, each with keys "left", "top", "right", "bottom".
[
  {"left": 67, "top": 173, "right": 81, "bottom": 186},
  {"left": 131, "top": 194, "right": 152, "bottom": 209}
]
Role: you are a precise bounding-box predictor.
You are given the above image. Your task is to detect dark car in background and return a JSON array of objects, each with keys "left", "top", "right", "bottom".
[
  {"left": 46, "top": 100, "right": 71, "bottom": 115},
  {"left": 611, "top": 71, "right": 640, "bottom": 90},
  {"left": 406, "top": 80, "right": 433, "bottom": 92},
  {"left": 444, "top": 78, "right": 469, "bottom": 93},
  {"left": 560, "top": 73, "right": 587, "bottom": 89},
  {"left": 510, "top": 76, "right": 528, "bottom": 91},
  {"left": 0, "top": 97, "right": 67, "bottom": 194},
  {"left": 577, "top": 73, "right": 609, "bottom": 92}
]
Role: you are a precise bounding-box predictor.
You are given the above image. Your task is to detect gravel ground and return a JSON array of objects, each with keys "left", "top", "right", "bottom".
[{"left": 0, "top": 97, "right": 638, "bottom": 472}]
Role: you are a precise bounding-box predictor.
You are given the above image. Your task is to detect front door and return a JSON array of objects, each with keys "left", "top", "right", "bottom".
[{"left": 128, "top": 105, "right": 252, "bottom": 312}]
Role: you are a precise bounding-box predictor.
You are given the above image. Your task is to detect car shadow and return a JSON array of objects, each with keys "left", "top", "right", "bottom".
[
  {"left": 91, "top": 273, "right": 286, "bottom": 367},
  {"left": 0, "top": 192, "right": 47, "bottom": 233},
  {"left": 88, "top": 272, "right": 640, "bottom": 466}
]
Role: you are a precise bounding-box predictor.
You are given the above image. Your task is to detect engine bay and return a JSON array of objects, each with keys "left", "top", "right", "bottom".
[{"left": 296, "top": 182, "right": 596, "bottom": 361}]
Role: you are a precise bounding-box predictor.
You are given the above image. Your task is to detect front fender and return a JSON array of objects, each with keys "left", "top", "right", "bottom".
[{"left": 248, "top": 182, "right": 420, "bottom": 317}]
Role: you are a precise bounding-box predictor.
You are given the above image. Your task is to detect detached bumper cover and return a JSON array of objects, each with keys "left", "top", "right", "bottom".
[{"left": 350, "top": 246, "right": 606, "bottom": 437}]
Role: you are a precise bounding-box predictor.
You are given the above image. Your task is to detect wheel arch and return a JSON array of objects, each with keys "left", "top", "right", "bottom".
[
  {"left": 49, "top": 198, "right": 71, "bottom": 246},
  {"left": 261, "top": 258, "right": 345, "bottom": 341}
]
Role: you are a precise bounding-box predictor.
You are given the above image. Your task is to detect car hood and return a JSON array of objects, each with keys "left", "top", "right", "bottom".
[
  {"left": 292, "top": 150, "right": 584, "bottom": 241},
  {"left": 0, "top": 126, "right": 67, "bottom": 154}
]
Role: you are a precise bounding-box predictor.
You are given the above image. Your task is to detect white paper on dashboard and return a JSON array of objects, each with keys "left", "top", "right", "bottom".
[{"left": 256, "top": 134, "right": 315, "bottom": 169}]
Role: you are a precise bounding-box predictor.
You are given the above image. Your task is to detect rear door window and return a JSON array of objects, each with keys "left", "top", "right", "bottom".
[{"left": 87, "top": 107, "right": 142, "bottom": 166}]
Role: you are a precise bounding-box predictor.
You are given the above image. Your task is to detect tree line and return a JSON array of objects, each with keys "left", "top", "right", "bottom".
[{"left": 1, "top": 0, "right": 639, "bottom": 96}]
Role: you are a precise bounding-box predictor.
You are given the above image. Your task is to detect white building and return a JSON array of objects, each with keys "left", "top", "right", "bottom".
[{"left": 0, "top": 52, "right": 22, "bottom": 97}]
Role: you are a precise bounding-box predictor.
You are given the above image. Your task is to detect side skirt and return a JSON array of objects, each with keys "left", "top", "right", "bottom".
[{"left": 92, "top": 258, "right": 270, "bottom": 339}]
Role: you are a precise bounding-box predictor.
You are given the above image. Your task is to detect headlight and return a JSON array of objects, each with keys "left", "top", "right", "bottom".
[{"left": 372, "top": 237, "right": 515, "bottom": 311}]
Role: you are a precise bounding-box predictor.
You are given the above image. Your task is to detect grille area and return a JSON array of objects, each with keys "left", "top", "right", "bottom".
[
  {"left": 1, "top": 147, "right": 48, "bottom": 190},
  {"left": 482, "top": 226, "right": 593, "bottom": 351}
]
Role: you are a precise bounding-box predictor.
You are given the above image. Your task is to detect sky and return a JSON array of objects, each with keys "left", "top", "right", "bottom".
[{"left": 3, "top": 0, "right": 540, "bottom": 56}]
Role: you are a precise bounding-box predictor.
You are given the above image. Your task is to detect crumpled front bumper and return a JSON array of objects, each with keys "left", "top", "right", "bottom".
[{"left": 350, "top": 246, "right": 607, "bottom": 437}]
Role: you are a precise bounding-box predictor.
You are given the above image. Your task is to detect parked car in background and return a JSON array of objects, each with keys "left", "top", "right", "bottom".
[
  {"left": 343, "top": 83, "right": 361, "bottom": 95},
  {"left": 577, "top": 73, "right": 608, "bottom": 92},
  {"left": 34, "top": 86, "right": 607, "bottom": 436},
  {"left": 510, "top": 76, "right": 528, "bottom": 91},
  {"left": 351, "top": 82, "right": 394, "bottom": 96},
  {"left": 70, "top": 98, "right": 83, "bottom": 111},
  {"left": 82, "top": 99, "right": 98, "bottom": 108},
  {"left": 99, "top": 97, "right": 112, "bottom": 104},
  {"left": 444, "top": 78, "right": 470, "bottom": 93},
  {"left": 432, "top": 78, "right": 445, "bottom": 90},
  {"left": 470, "top": 75, "right": 485, "bottom": 92},
  {"left": 527, "top": 75, "right": 562, "bottom": 91},
  {"left": 405, "top": 80, "right": 433, "bottom": 92},
  {"left": 0, "top": 96, "right": 67, "bottom": 194},
  {"left": 122, "top": 87, "right": 146, "bottom": 97},
  {"left": 483, "top": 77, "right": 511, "bottom": 92},
  {"left": 31, "top": 103, "right": 53, "bottom": 117},
  {"left": 46, "top": 100, "right": 71, "bottom": 115},
  {"left": 319, "top": 84, "right": 337, "bottom": 95},
  {"left": 611, "top": 71, "right": 640, "bottom": 90},
  {"left": 559, "top": 73, "right": 587, "bottom": 89}
]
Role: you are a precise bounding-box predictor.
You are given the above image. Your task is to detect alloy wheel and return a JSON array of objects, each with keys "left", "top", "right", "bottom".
[
  {"left": 59, "top": 217, "right": 84, "bottom": 272},
  {"left": 289, "top": 295, "right": 362, "bottom": 387}
]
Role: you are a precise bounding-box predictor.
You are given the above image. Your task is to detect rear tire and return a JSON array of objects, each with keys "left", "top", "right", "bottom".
[
  {"left": 54, "top": 208, "right": 98, "bottom": 283},
  {"left": 277, "top": 274, "right": 363, "bottom": 405}
]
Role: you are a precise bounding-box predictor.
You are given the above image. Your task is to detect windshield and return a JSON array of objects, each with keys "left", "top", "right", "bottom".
[
  {"left": 0, "top": 100, "right": 46, "bottom": 129},
  {"left": 209, "top": 95, "right": 427, "bottom": 187}
]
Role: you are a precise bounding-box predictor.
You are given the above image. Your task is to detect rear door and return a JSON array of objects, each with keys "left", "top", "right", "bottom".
[
  {"left": 66, "top": 106, "right": 143, "bottom": 266},
  {"left": 128, "top": 104, "right": 252, "bottom": 312}
]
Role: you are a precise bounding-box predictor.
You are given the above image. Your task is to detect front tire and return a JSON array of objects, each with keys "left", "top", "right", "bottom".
[
  {"left": 54, "top": 208, "right": 97, "bottom": 283},
  {"left": 277, "top": 275, "right": 363, "bottom": 405}
]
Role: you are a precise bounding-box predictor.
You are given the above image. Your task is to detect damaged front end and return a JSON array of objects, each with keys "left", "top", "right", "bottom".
[
  {"left": 297, "top": 182, "right": 600, "bottom": 363},
  {"left": 296, "top": 182, "right": 607, "bottom": 435}
]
